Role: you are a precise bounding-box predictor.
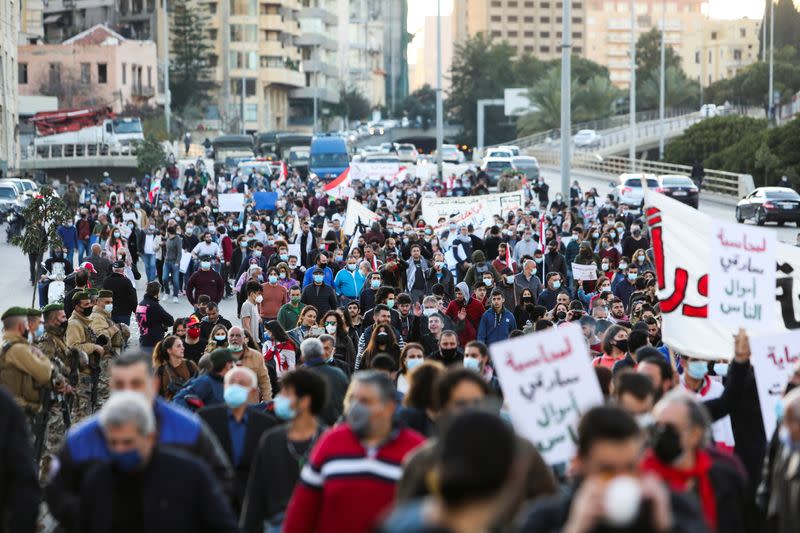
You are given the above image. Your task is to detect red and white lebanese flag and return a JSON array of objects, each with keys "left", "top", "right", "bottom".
[
  {"left": 277, "top": 161, "right": 288, "bottom": 184},
  {"left": 324, "top": 167, "right": 350, "bottom": 197},
  {"left": 539, "top": 211, "right": 546, "bottom": 251},
  {"left": 505, "top": 242, "right": 515, "bottom": 269},
  {"left": 148, "top": 179, "right": 160, "bottom": 203}
]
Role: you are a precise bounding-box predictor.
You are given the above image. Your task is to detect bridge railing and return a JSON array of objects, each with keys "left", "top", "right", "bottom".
[
  {"left": 531, "top": 149, "right": 751, "bottom": 200},
  {"left": 22, "top": 143, "right": 138, "bottom": 160}
]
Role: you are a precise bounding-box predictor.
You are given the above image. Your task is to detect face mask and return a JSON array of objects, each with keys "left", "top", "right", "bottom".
[
  {"left": 386, "top": 299, "right": 395, "bottom": 309},
  {"left": 229, "top": 343, "right": 243, "bottom": 353},
  {"left": 322, "top": 323, "right": 337, "bottom": 334},
  {"left": 81, "top": 306, "right": 93, "bottom": 317},
  {"left": 406, "top": 357, "right": 423, "bottom": 371},
  {"left": 714, "top": 363, "right": 729, "bottom": 377},
  {"left": 187, "top": 327, "right": 200, "bottom": 339},
  {"left": 523, "top": 235, "right": 531, "bottom": 242},
  {"left": 346, "top": 401, "right": 371, "bottom": 439},
  {"left": 637, "top": 256, "right": 645, "bottom": 263},
  {"left": 435, "top": 261, "right": 446, "bottom": 269},
  {"left": 274, "top": 395, "right": 296, "bottom": 420},
  {"left": 614, "top": 339, "right": 629, "bottom": 352},
  {"left": 268, "top": 275, "right": 278, "bottom": 283},
  {"left": 223, "top": 384, "right": 249, "bottom": 409},
  {"left": 113, "top": 231, "right": 121, "bottom": 238},
  {"left": 592, "top": 232, "right": 600, "bottom": 239},
  {"left": 335, "top": 255, "right": 344, "bottom": 262},
  {"left": 255, "top": 295, "right": 264, "bottom": 303},
  {"left": 420, "top": 307, "right": 437, "bottom": 318},
  {"left": 556, "top": 311, "right": 567, "bottom": 321},
  {"left": 483, "top": 278, "right": 492, "bottom": 287},
  {"left": 440, "top": 348, "right": 458, "bottom": 360},
  {"left": 240, "top": 241, "right": 248, "bottom": 249},
  {"left": 609, "top": 231, "right": 616, "bottom": 238},
  {"left": 253, "top": 250, "right": 262, "bottom": 258},
  {"left": 687, "top": 360, "right": 708, "bottom": 380},
  {"left": 619, "top": 262, "right": 628, "bottom": 270},
  {"left": 347, "top": 263, "right": 357, "bottom": 271},
  {"left": 313, "top": 274, "right": 324, "bottom": 283},
  {"left": 214, "top": 334, "right": 227, "bottom": 342},
  {"left": 552, "top": 281, "right": 561, "bottom": 289},
  {"left": 371, "top": 279, "right": 381, "bottom": 289},
  {"left": 627, "top": 273, "right": 637, "bottom": 281},
  {"left": 653, "top": 424, "right": 683, "bottom": 464},
  {"left": 463, "top": 357, "right": 481, "bottom": 372},
  {"left": 376, "top": 332, "right": 390, "bottom": 343},
  {"left": 109, "top": 448, "right": 143, "bottom": 472},
  {"left": 505, "top": 275, "right": 515, "bottom": 285},
  {"left": 279, "top": 253, "right": 289, "bottom": 261},
  {"left": 291, "top": 296, "right": 301, "bottom": 304},
  {"left": 34, "top": 323, "right": 45, "bottom": 339},
  {"left": 104, "top": 304, "right": 113, "bottom": 313},
  {"left": 601, "top": 263, "right": 609, "bottom": 271}
]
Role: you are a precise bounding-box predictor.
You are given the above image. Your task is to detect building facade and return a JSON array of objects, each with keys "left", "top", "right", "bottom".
[
  {"left": 18, "top": 25, "right": 159, "bottom": 111},
  {"left": 20, "top": 0, "right": 44, "bottom": 43},
  {"left": 452, "top": 0, "right": 588, "bottom": 61},
  {"left": 410, "top": 14, "right": 452, "bottom": 93},
  {"left": 346, "top": 0, "right": 385, "bottom": 107},
  {"left": 683, "top": 17, "right": 761, "bottom": 87},
  {"left": 384, "top": 0, "right": 409, "bottom": 113},
  {"left": 41, "top": 0, "right": 117, "bottom": 43},
  {"left": 1, "top": 0, "right": 21, "bottom": 174}
]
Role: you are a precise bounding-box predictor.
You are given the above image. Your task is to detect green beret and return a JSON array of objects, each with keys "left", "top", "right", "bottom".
[
  {"left": 26, "top": 308, "right": 42, "bottom": 317},
  {"left": 97, "top": 290, "right": 113, "bottom": 298},
  {"left": 2, "top": 306, "right": 30, "bottom": 320},
  {"left": 87, "top": 288, "right": 99, "bottom": 297},
  {"left": 72, "top": 290, "right": 90, "bottom": 302},
  {"left": 42, "top": 303, "right": 64, "bottom": 314}
]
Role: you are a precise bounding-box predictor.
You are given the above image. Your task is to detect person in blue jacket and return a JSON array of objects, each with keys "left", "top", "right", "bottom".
[
  {"left": 58, "top": 220, "right": 79, "bottom": 265},
  {"left": 477, "top": 289, "right": 517, "bottom": 346},
  {"left": 302, "top": 252, "right": 334, "bottom": 287},
  {"left": 333, "top": 255, "right": 365, "bottom": 303},
  {"left": 173, "top": 348, "right": 234, "bottom": 410}
]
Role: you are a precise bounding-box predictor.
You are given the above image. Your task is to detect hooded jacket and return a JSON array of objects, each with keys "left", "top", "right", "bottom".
[
  {"left": 444, "top": 281, "right": 485, "bottom": 346},
  {"left": 464, "top": 250, "right": 501, "bottom": 289}
]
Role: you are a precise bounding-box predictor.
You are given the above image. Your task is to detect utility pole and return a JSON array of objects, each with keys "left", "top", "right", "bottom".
[
  {"left": 768, "top": 0, "right": 775, "bottom": 125},
  {"left": 658, "top": 0, "right": 665, "bottom": 160},
  {"left": 162, "top": 0, "right": 171, "bottom": 139},
  {"left": 241, "top": 77, "right": 246, "bottom": 134},
  {"left": 559, "top": 0, "right": 571, "bottom": 198},
  {"left": 313, "top": 72, "right": 319, "bottom": 133},
  {"left": 629, "top": 0, "right": 636, "bottom": 171},
  {"left": 435, "top": 0, "right": 444, "bottom": 178},
  {"left": 221, "top": 0, "right": 231, "bottom": 132},
  {"left": 762, "top": 0, "right": 767, "bottom": 61}
]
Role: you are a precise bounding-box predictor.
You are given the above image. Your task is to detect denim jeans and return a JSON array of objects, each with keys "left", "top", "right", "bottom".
[
  {"left": 77, "top": 239, "right": 90, "bottom": 264},
  {"left": 112, "top": 314, "right": 130, "bottom": 326},
  {"left": 64, "top": 246, "right": 76, "bottom": 266},
  {"left": 142, "top": 253, "right": 157, "bottom": 282},
  {"left": 163, "top": 262, "right": 181, "bottom": 296}
]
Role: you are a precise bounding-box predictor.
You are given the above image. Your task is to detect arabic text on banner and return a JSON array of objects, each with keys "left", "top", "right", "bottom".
[
  {"left": 571, "top": 262, "right": 598, "bottom": 281},
  {"left": 708, "top": 220, "right": 776, "bottom": 330},
  {"left": 349, "top": 162, "right": 404, "bottom": 182},
  {"left": 489, "top": 323, "right": 603, "bottom": 465},
  {"left": 421, "top": 190, "right": 525, "bottom": 232},
  {"left": 750, "top": 330, "right": 800, "bottom": 438}
]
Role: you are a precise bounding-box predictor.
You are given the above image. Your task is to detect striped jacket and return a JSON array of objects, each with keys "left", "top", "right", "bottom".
[{"left": 283, "top": 423, "right": 424, "bottom": 533}]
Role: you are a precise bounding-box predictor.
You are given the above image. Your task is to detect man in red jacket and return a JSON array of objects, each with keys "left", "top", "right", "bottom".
[
  {"left": 186, "top": 255, "right": 225, "bottom": 305},
  {"left": 217, "top": 225, "right": 234, "bottom": 298},
  {"left": 444, "top": 281, "right": 485, "bottom": 346},
  {"left": 283, "top": 371, "right": 424, "bottom": 533}
]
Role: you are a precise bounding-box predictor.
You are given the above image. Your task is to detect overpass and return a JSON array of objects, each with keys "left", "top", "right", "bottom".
[{"left": 352, "top": 125, "right": 460, "bottom": 152}]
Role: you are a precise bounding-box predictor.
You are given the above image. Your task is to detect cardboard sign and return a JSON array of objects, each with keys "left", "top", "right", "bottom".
[
  {"left": 489, "top": 323, "right": 604, "bottom": 465},
  {"left": 218, "top": 193, "right": 245, "bottom": 213},
  {"left": 421, "top": 190, "right": 525, "bottom": 233},
  {"left": 750, "top": 330, "right": 800, "bottom": 438},
  {"left": 708, "top": 220, "right": 776, "bottom": 330},
  {"left": 253, "top": 191, "right": 278, "bottom": 211},
  {"left": 571, "top": 262, "right": 598, "bottom": 281},
  {"left": 343, "top": 200, "right": 381, "bottom": 236},
  {"left": 349, "top": 162, "right": 401, "bottom": 182}
]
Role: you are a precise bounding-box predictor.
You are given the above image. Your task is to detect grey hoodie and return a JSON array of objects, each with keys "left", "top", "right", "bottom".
[{"left": 456, "top": 281, "right": 471, "bottom": 300}]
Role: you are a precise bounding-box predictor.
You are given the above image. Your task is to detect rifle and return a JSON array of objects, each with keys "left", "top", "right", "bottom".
[
  {"left": 61, "top": 348, "right": 83, "bottom": 428},
  {"left": 32, "top": 381, "right": 57, "bottom": 462},
  {"left": 90, "top": 334, "right": 109, "bottom": 413}
]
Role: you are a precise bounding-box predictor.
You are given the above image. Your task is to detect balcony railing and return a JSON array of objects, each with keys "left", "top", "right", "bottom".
[{"left": 22, "top": 143, "right": 138, "bottom": 161}]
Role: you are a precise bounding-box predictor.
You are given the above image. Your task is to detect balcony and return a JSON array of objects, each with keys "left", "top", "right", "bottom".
[
  {"left": 290, "top": 86, "right": 339, "bottom": 104},
  {"left": 260, "top": 67, "right": 305, "bottom": 88},
  {"left": 303, "top": 59, "right": 337, "bottom": 77},
  {"left": 132, "top": 85, "right": 156, "bottom": 98},
  {"left": 260, "top": 14, "right": 283, "bottom": 28},
  {"left": 297, "top": 6, "right": 337, "bottom": 25},
  {"left": 296, "top": 33, "right": 338, "bottom": 51},
  {"left": 259, "top": 40, "right": 285, "bottom": 56}
]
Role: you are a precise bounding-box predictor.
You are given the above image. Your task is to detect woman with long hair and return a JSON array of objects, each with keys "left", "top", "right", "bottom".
[
  {"left": 397, "top": 343, "right": 425, "bottom": 395},
  {"left": 263, "top": 319, "right": 298, "bottom": 378},
  {"left": 203, "top": 323, "right": 230, "bottom": 355},
  {"left": 288, "top": 305, "right": 318, "bottom": 346},
  {"left": 396, "top": 360, "right": 445, "bottom": 437},
  {"left": 106, "top": 226, "right": 135, "bottom": 282},
  {"left": 592, "top": 324, "right": 630, "bottom": 369},
  {"left": 320, "top": 310, "right": 355, "bottom": 370},
  {"left": 356, "top": 322, "right": 401, "bottom": 370},
  {"left": 152, "top": 335, "right": 199, "bottom": 400},
  {"left": 514, "top": 288, "right": 536, "bottom": 329}
]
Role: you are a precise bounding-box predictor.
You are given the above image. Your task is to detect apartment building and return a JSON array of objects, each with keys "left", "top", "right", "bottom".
[
  {"left": 41, "top": 0, "right": 117, "bottom": 43},
  {"left": 346, "top": 0, "right": 386, "bottom": 107},
  {"left": 384, "top": 0, "right": 409, "bottom": 112},
  {"left": 1, "top": 0, "right": 20, "bottom": 175},
  {"left": 20, "top": 0, "right": 44, "bottom": 43},
  {"left": 410, "top": 14, "right": 453, "bottom": 93},
  {"left": 684, "top": 17, "right": 761, "bottom": 86},
  {"left": 452, "top": 0, "right": 588, "bottom": 61}
]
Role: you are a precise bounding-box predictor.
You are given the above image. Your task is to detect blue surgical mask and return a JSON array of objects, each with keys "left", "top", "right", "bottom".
[
  {"left": 273, "top": 395, "right": 296, "bottom": 420},
  {"left": 386, "top": 299, "right": 395, "bottom": 309},
  {"left": 268, "top": 275, "right": 278, "bottom": 283},
  {"left": 687, "top": 360, "right": 708, "bottom": 380},
  {"left": 104, "top": 304, "right": 113, "bottom": 314},
  {"left": 713, "top": 363, "right": 729, "bottom": 377},
  {"left": 253, "top": 250, "right": 262, "bottom": 258},
  {"left": 109, "top": 448, "right": 143, "bottom": 472},
  {"left": 347, "top": 263, "right": 357, "bottom": 271},
  {"left": 423, "top": 308, "right": 436, "bottom": 317},
  {"left": 406, "top": 358, "right": 423, "bottom": 371},
  {"left": 280, "top": 253, "right": 289, "bottom": 261},
  {"left": 552, "top": 281, "right": 561, "bottom": 289},
  {"left": 627, "top": 273, "right": 637, "bottom": 281},
  {"left": 200, "top": 261, "right": 211, "bottom": 270},
  {"left": 463, "top": 357, "right": 481, "bottom": 372},
  {"left": 371, "top": 279, "right": 381, "bottom": 289},
  {"left": 35, "top": 323, "right": 45, "bottom": 339},
  {"left": 240, "top": 241, "right": 248, "bottom": 248},
  {"left": 223, "top": 384, "right": 249, "bottom": 409},
  {"left": 313, "top": 274, "right": 324, "bottom": 283},
  {"left": 279, "top": 272, "right": 286, "bottom": 279}
]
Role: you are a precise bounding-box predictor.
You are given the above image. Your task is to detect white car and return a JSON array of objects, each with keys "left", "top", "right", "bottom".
[
  {"left": 700, "top": 104, "right": 718, "bottom": 118},
  {"left": 573, "top": 129, "right": 602, "bottom": 149},
  {"left": 368, "top": 122, "right": 385, "bottom": 135},
  {"left": 484, "top": 148, "right": 514, "bottom": 160},
  {"left": 496, "top": 145, "right": 521, "bottom": 156},
  {"left": 363, "top": 153, "right": 400, "bottom": 163},
  {"left": 438, "top": 144, "right": 465, "bottom": 164},
  {"left": 396, "top": 143, "right": 418, "bottom": 163},
  {"left": 613, "top": 173, "right": 659, "bottom": 207}
]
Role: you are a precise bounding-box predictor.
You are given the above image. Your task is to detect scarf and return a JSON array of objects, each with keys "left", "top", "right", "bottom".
[{"left": 641, "top": 449, "right": 717, "bottom": 531}]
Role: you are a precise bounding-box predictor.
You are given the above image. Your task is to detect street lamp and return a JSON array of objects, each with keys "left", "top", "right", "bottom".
[
  {"left": 559, "top": 0, "right": 571, "bottom": 198},
  {"left": 768, "top": 0, "right": 775, "bottom": 125},
  {"left": 629, "top": 0, "right": 636, "bottom": 171},
  {"left": 435, "top": 0, "right": 444, "bottom": 179},
  {"left": 162, "top": 0, "right": 171, "bottom": 139},
  {"left": 658, "top": 0, "right": 665, "bottom": 160}
]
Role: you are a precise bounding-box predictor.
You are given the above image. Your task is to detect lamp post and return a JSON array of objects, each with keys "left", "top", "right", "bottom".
[
  {"left": 162, "top": 0, "right": 171, "bottom": 139},
  {"left": 559, "top": 0, "right": 571, "bottom": 197},
  {"left": 435, "top": 0, "right": 444, "bottom": 178},
  {"left": 658, "top": 0, "right": 665, "bottom": 160},
  {"left": 629, "top": 0, "right": 636, "bottom": 170}
]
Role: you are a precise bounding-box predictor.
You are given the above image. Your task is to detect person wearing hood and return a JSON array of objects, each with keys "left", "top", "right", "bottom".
[
  {"left": 444, "top": 282, "right": 485, "bottom": 346},
  {"left": 464, "top": 250, "right": 501, "bottom": 290},
  {"left": 543, "top": 239, "right": 568, "bottom": 282}
]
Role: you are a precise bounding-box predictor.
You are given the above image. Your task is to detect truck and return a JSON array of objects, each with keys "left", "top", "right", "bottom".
[
  {"left": 275, "top": 132, "right": 312, "bottom": 160},
  {"left": 31, "top": 106, "right": 143, "bottom": 155},
  {"left": 211, "top": 134, "right": 255, "bottom": 174},
  {"left": 309, "top": 135, "right": 350, "bottom": 182}
]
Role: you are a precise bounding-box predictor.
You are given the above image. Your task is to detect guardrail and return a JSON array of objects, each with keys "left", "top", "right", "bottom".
[
  {"left": 22, "top": 143, "right": 138, "bottom": 160},
  {"left": 531, "top": 149, "right": 753, "bottom": 200}
]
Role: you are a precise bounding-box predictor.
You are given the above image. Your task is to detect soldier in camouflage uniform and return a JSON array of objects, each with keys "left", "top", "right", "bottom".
[
  {"left": 66, "top": 292, "right": 105, "bottom": 360},
  {"left": 89, "top": 290, "right": 129, "bottom": 356}
]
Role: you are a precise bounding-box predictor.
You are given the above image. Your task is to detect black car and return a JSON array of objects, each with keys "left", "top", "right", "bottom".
[
  {"left": 656, "top": 174, "right": 699, "bottom": 208},
  {"left": 484, "top": 160, "right": 513, "bottom": 185},
  {"left": 736, "top": 187, "right": 800, "bottom": 226}
]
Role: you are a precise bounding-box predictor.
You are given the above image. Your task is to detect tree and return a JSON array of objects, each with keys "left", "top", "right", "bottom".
[
  {"left": 10, "top": 188, "right": 70, "bottom": 306},
  {"left": 447, "top": 33, "right": 517, "bottom": 145},
  {"left": 664, "top": 115, "right": 767, "bottom": 166},
  {"left": 760, "top": 0, "right": 800, "bottom": 61},
  {"left": 513, "top": 53, "right": 550, "bottom": 86},
  {"left": 400, "top": 84, "right": 436, "bottom": 128},
  {"left": 637, "top": 66, "right": 700, "bottom": 110},
  {"left": 169, "top": 0, "right": 216, "bottom": 114},
  {"left": 136, "top": 135, "right": 168, "bottom": 174},
  {"left": 332, "top": 87, "right": 371, "bottom": 123},
  {"left": 636, "top": 28, "right": 683, "bottom": 76}
]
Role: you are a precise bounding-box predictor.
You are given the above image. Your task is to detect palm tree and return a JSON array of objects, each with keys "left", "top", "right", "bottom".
[{"left": 638, "top": 66, "right": 700, "bottom": 111}]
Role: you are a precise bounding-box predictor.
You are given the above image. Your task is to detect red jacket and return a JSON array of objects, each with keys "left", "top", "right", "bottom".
[
  {"left": 186, "top": 269, "right": 225, "bottom": 304},
  {"left": 220, "top": 235, "right": 233, "bottom": 262},
  {"left": 445, "top": 297, "right": 485, "bottom": 346},
  {"left": 283, "top": 424, "right": 423, "bottom": 533}
]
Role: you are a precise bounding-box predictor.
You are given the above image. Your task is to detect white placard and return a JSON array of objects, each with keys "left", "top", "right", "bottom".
[
  {"left": 179, "top": 250, "right": 192, "bottom": 273},
  {"left": 708, "top": 220, "right": 776, "bottom": 330},
  {"left": 218, "top": 193, "right": 245, "bottom": 213},
  {"left": 349, "top": 162, "right": 401, "bottom": 182},
  {"left": 422, "top": 190, "right": 525, "bottom": 233},
  {"left": 571, "top": 262, "right": 598, "bottom": 281},
  {"left": 489, "top": 323, "right": 603, "bottom": 465},
  {"left": 343, "top": 200, "right": 381, "bottom": 235},
  {"left": 287, "top": 244, "right": 301, "bottom": 261},
  {"left": 750, "top": 330, "right": 800, "bottom": 438}
]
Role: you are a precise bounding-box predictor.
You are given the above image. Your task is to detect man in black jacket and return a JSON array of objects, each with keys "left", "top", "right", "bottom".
[
  {"left": 199, "top": 366, "right": 278, "bottom": 513},
  {"left": 85, "top": 243, "right": 112, "bottom": 288},
  {"left": 0, "top": 387, "right": 39, "bottom": 533},
  {"left": 76, "top": 391, "right": 237, "bottom": 533},
  {"left": 102, "top": 260, "right": 138, "bottom": 325},
  {"left": 300, "top": 267, "right": 337, "bottom": 315},
  {"left": 299, "top": 338, "right": 348, "bottom": 426}
]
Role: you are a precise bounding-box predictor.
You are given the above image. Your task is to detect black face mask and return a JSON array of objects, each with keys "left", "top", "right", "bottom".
[
  {"left": 376, "top": 332, "right": 389, "bottom": 344},
  {"left": 521, "top": 296, "right": 533, "bottom": 303},
  {"left": 57, "top": 321, "right": 68, "bottom": 332},
  {"left": 556, "top": 311, "right": 567, "bottom": 321},
  {"left": 440, "top": 348, "right": 458, "bottom": 360},
  {"left": 652, "top": 423, "right": 683, "bottom": 464},
  {"left": 81, "top": 306, "right": 93, "bottom": 317},
  {"left": 614, "top": 339, "right": 629, "bottom": 353}
]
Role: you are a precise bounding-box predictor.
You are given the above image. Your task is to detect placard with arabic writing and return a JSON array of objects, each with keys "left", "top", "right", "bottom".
[
  {"left": 489, "top": 323, "right": 603, "bottom": 465},
  {"left": 708, "top": 220, "right": 776, "bottom": 331},
  {"left": 750, "top": 330, "right": 800, "bottom": 438}
]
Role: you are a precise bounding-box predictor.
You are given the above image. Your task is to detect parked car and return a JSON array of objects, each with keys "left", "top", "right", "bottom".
[
  {"left": 0, "top": 183, "right": 20, "bottom": 214},
  {"left": 511, "top": 156, "right": 540, "bottom": 181},
  {"left": 482, "top": 158, "right": 514, "bottom": 186},
  {"left": 612, "top": 173, "right": 659, "bottom": 208},
  {"left": 369, "top": 122, "right": 386, "bottom": 135},
  {"left": 573, "top": 129, "right": 602, "bottom": 149},
  {"left": 700, "top": 104, "right": 718, "bottom": 118},
  {"left": 656, "top": 174, "right": 699, "bottom": 208},
  {"left": 736, "top": 187, "right": 800, "bottom": 226},
  {"left": 379, "top": 142, "right": 395, "bottom": 153},
  {"left": 438, "top": 144, "right": 465, "bottom": 164},
  {"left": 396, "top": 143, "right": 418, "bottom": 163}
]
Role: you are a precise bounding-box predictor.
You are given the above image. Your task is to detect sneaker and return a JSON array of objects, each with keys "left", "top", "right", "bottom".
[{"left": 172, "top": 296, "right": 178, "bottom": 303}]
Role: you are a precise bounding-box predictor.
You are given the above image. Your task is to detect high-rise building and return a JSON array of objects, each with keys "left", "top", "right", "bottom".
[
  {"left": 345, "top": 0, "right": 385, "bottom": 107},
  {"left": 1, "top": 0, "right": 20, "bottom": 175},
  {"left": 452, "top": 0, "right": 588, "bottom": 61},
  {"left": 584, "top": 0, "right": 706, "bottom": 88},
  {"left": 384, "top": 0, "right": 409, "bottom": 113},
  {"left": 20, "top": 0, "right": 44, "bottom": 43},
  {"left": 40, "top": 0, "right": 117, "bottom": 43},
  {"left": 410, "top": 15, "right": 453, "bottom": 93},
  {"left": 683, "top": 18, "right": 761, "bottom": 87}
]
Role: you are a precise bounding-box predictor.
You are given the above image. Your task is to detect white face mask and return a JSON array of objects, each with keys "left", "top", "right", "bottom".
[{"left": 255, "top": 295, "right": 263, "bottom": 303}]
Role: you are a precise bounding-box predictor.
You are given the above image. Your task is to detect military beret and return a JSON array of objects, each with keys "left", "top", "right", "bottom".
[
  {"left": 72, "top": 290, "right": 91, "bottom": 302},
  {"left": 42, "top": 303, "right": 64, "bottom": 313},
  {"left": 98, "top": 290, "right": 113, "bottom": 298},
  {"left": 26, "top": 308, "right": 42, "bottom": 317},
  {"left": 87, "top": 288, "right": 99, "bottom": 297},
  {"left": 2, "top": 306, "right": 30, "bottom": 320}
]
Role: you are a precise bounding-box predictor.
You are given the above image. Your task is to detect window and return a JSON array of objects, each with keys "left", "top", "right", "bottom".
[
  {"left": 18, "top": 62, "right": 27, "bottom": 84},
  {"left": 97, "top": 63, "right": 107, "bottom": 83},
  {"left": 524, "top": 16, "right": 533, "bottom": 22},
  {"left": 147, "top": 66, "right": 152, "bottom": 87},
  {"left": 573, "top": 31, "right": 582, "bottom": 38},
  {"left": 491, "top": 30, "right": 502, "bottom": 37},
  {"left": 524, "top": 31, "right": 534, "bottom": 37},
  {"left": 541, "top": 1, "right": 550, "bottom": 7},
  {"left": 230, "top": 0, "right": 256, "bottom": 15},
  {"left": 740, "top": 28, "right": 746, "bottom": 38},
  {"left": 122, "top": 63, "right": 127, "bottom": 84},
  {"left": 710, "top": 31, "right": 717, "bottom": 40},
  {"left": 508, "top": 0, "right": 518, "bottom": 6},
  {"left": 556, "top": 17, "right": 562, "bottom": 23},
  {"left": 491, "top": 0, "right": 501, "bottom": 6},
  {"left": 573, "top": 17, "right": 582, "bottom": 23},
  {"left": 508, "top": 15, "right": 518, "bottom": 22},
  {"left": 541, "top": 31, "right": 550, "bottom": 38},
  {"left": 524, "top": 45, "right": 534, "bottom": 52},
  {"left": 708, "top": 50, "right": 712, "bottom": 63},
  {"left": 540, "top": 45, "right": 550, "bottom": 53},
  {"left": 231, "top": 78, "right": 257, "bottom": 96},
  {"left": 540, "top": 16, "right": 550, "bottom": 23},
  {"left": 573, "top": 46, "right": 582, "bottom": 53},
  {"left": 209, "top": 54, "right": 218, "bottom": 67},
  {"left": 525, "top": 1, "right": 534, "bottom": 6},
  {"left": 508, "top": 30, "right": 518, "bottom": 37},
  {"left": 208, "top": 2, "right": 217, "bottom": 13},
  {"left": 49, "top": 63, "right": 61, "bottom": 86},
  {"left": 209, "top": 29, "right": 218, "bottom": 41},
  {"left": 491, "top": 15, "right": 501, "bottom": 22},
  {"left": 695, "top": 51, "right": 700, "bottom": 63},
  {"left": 230, "top": 24, "right": 258, "bottom": 42},
  {"left": 80, "top": 63, "right": 90, "bottom": 83},
  {"left": 244, "top": 104, "right": 257, "bottom": 122}
]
